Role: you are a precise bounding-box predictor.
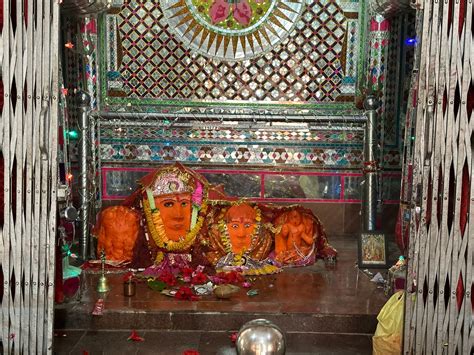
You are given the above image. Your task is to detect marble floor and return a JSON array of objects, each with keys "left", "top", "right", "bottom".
[
  {"left": 53, "top": 235, "right": 397, "bottom": 354},
  {"left": 53, "top": 330, "right": 374, "bottom": 354}
]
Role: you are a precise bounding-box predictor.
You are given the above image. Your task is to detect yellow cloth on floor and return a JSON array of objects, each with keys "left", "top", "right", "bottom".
[{"left": 373, "top": 290, "right": 404, "bottom": 355}]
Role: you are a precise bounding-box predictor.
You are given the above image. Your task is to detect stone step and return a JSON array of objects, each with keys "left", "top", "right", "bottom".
[
  {"left": 55, "top": 307, "right": 378, "bottom": 335},
  {"left": 53, "top": 329, "right": 374, "bottom": 354}
]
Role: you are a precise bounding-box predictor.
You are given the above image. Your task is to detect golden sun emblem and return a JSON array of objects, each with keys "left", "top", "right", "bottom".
[{"left": 160, "top": 0, "right": 305, "bottom": 60}]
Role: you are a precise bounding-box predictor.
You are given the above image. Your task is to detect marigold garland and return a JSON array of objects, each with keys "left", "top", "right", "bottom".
[
  {"left": 143, "top": 199, "right": 208, "bottom": 253},
  {"left": 154, "top": 251, "right": 164, "bottom": 264}
]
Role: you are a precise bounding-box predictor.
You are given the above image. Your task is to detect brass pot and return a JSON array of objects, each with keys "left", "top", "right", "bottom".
[{"left": 123, "top": 281, "right": 136, "bottom": 297}]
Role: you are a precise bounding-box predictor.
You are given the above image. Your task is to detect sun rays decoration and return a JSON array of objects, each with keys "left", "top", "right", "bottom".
[{"left": 160, "top": 0, "right": 305, "bottom": 61}]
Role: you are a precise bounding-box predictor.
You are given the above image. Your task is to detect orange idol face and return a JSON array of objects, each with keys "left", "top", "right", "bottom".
[
  {"left": 288, "top": 210, "right": 302, "bottom": 227},
  {"left": 154, "top": 193, "right": 192, "bottom": 241},
  {"left": 225, "top": 204, "right": 257, "bottom": 254}
]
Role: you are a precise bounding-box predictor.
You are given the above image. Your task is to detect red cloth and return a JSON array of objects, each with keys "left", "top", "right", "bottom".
[
  {"left": 0, "top": 154, "right": 3, "bottom": 226},
  {"left": 395, "top": 207, "right": 409, "bottom": 254},
  {"left": 459, "top": 164, "right": 470, "bottom": 236}
]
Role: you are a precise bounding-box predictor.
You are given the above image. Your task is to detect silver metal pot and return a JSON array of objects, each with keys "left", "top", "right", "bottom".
[{"left": 236, "top": 319, "right": 286, "bottom": 355}]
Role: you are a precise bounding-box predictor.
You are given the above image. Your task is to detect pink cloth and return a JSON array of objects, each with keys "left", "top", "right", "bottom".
[{"left": 142, "top": 253, "right": 193, "bottom": 278}]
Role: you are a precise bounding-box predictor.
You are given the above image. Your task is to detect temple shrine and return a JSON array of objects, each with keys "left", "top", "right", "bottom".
[{"left": 0, "top": 0, "right": 472, "bottom": 353}]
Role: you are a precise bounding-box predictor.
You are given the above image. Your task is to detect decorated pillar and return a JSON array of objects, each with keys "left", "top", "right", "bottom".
[
  {"left": 80, "top": 17, "right": 98, "bottom": 110},
  {"left": 363, "top": 96, "right": 379, "bottom": 232},
  {"left": 367, "top": 14, "right": 390, "bottom": 225},
  {"left": 367, "top": 15, "right": 390, "bottom": 103},
  {"left": 77, "top": 91, "right": 92, "bottom": 260},
  {"left": 369, "top": 0, "right": 413, "bottom": 17}
]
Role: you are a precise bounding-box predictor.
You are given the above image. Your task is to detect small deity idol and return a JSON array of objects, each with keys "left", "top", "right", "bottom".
[
  {"left": 203, "top": 201, "right": 279, "bottom": 275},
  {"left": 94, "top": 205, "right": 140, "bottom": 262},
  {"left": 273, "top": 207, "right": 335, "bottom": 267}
]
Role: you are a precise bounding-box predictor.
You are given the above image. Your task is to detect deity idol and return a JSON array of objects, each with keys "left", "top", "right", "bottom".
[
  {"left": 122, "top": 163, "right": 211, "bottom": 271},
  {"left": 93, "top": 163, "right": 336, "bottom": 272},
  {"left": 94, "top": 205, "right": 140, "bottom": 262},
  {"left": 202, "top": 201, "right": 280, "bottom": 275},
  {"left": 272, "top": 207, "right": 336, "bottom": 267}
]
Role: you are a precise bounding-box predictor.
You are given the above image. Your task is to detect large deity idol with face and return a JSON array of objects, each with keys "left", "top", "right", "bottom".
[
  {"left": 94, "top": 164, "right": 337, "bottom": 273},
  {"left": 201, "top": 201, "right": 279, "bottom": 275},
  {"left": 122, "top": 163, "right": 211, "bottom": 271}
]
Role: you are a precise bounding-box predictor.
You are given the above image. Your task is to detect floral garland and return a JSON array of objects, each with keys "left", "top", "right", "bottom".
[
  {"left": 143, "top": 198, "right": 208, "bottom": 253},
  {"left": 217, "top": 205, "right": 261, "bottom": 254},
  {"left": 154, "top": 251, "right": 165, "bottom": 264}
]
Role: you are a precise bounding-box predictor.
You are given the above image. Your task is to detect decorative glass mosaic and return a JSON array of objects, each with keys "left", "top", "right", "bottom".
[
  {"left": 161, "top": 0, "right": 304, "bottom": 61},
  {"left": 99, "top": 124, "right": 365, "bottom": 144},
  {"left": 102, "top": 0, "right": 363, "bottom": 107},
  {"left": 98, "top": 120, "right": 365, "bottom": 168},
  {"left": 383, "top": 15, "right": 401, "bottom": 149}
]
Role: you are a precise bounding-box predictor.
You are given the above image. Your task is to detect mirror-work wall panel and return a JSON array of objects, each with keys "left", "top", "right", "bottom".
[{"left": 101, "top": 0, "right": 364, "bottom": 108}]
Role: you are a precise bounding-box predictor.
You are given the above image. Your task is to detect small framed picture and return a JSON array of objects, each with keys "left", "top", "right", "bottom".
[{"left": 358, "top": 232, "right": 388, "bottom": 268}]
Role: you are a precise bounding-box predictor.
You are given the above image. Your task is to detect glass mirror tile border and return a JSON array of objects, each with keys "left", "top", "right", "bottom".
[
  {"left": 99, "top": 122, "right": 365, "bottom": 167},
  {"left": 96, "top": 120, "right": 402, "bottom": 170},
  {"left": 100, "top": 0, "right": 365, "bottom": 109}
]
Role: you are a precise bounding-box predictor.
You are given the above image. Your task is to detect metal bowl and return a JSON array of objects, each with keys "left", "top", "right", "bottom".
[{"left": 236, "top": 319, "right": 286, "bottom": 355}]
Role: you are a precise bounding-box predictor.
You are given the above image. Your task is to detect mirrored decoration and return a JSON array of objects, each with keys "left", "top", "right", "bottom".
[
  {"left": 104, "top": 170, "right": 149, "bottom": 197},
  {"left": 100, "top": 167, "right": 400, "bottom": 204},
  {"left": 202, "top": 173, "right": 261, "bottom": 197},
  {"left": 98, "top": 121, "right": 366, "bottom": 169},
  {"left": 263, "top": 174, "right": 341, "bottom": 199},
  {"left": 160, "top": 0, "right": 304, "bottom": 61},
  {"left": 344, "top": 175, "right": 362, "bottom": 200},
  {"left": 108, "top": 170, "right": 127, "bottom": 193},
  {"left": 103, "top": 0, "right": 361, "bottom": 105},
  {"left": 263, "top": 175, "right": 305, "bottom": 198}
]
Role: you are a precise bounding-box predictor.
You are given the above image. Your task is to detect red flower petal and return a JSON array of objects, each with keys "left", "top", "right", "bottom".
[
  {"left": 183, "top": 350, "right": 200, "bottom": 355},
  {"left": 127, "top": 330, "right": 145, "bottom": 342},
  {"left": 191, "top": 272, "right": 208, "bottom": 284},
  {"left": 182, "top": 267, "right": 194, "bottom": 277},
  {"left": 229, "top": 332, "right": 238, "bottom": 343},
  {"left": 175, "top": 286, "right": 199, "bottom": 301}
]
